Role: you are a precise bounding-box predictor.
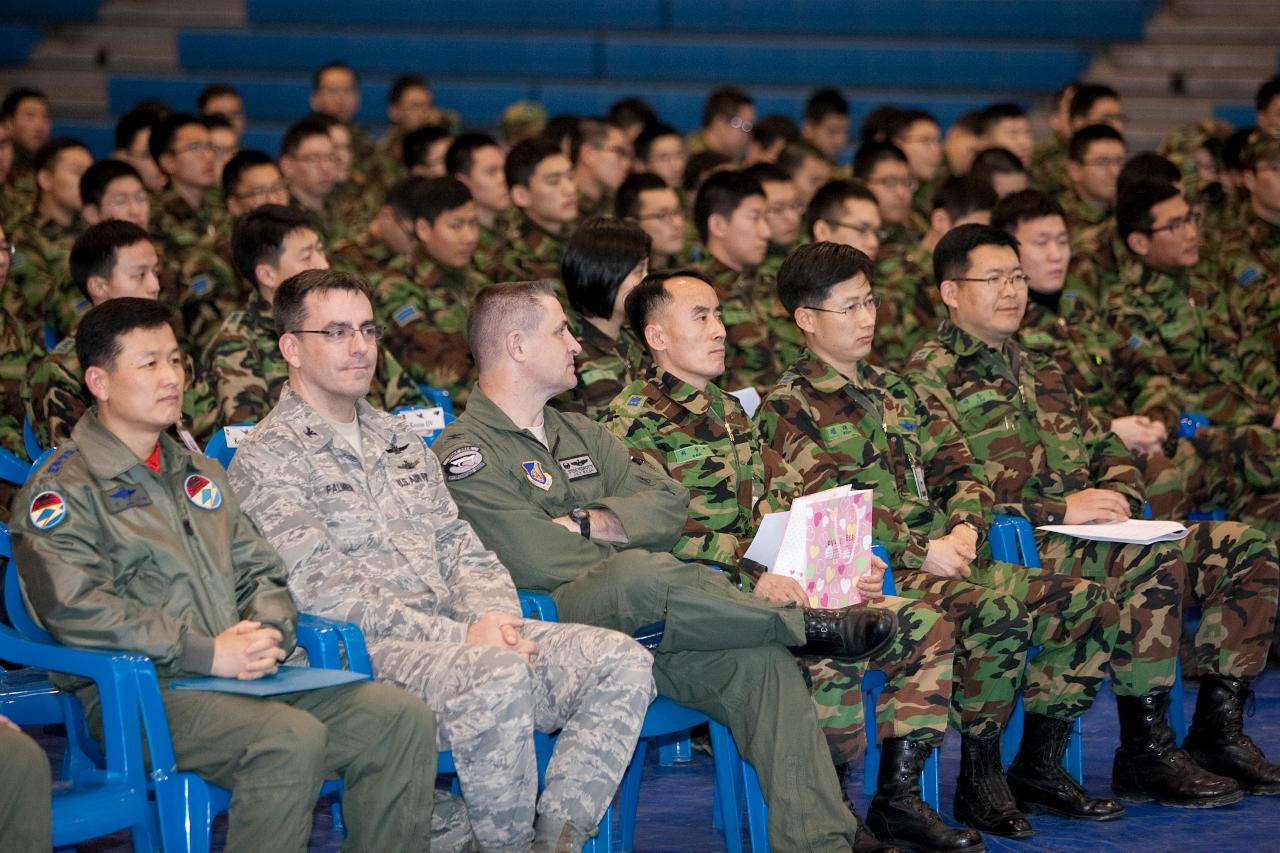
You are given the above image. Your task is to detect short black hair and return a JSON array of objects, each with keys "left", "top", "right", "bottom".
[
  {"left": 445, "top": 132, "right": 500, "bottom": 178},
  {"left": 33, "top": 137, "right": 89, "bottom": 175},
  {"left": 383, "top": 176, "right": 422, "bottom": 221},
  {"left": 279, "top": 117, "right": 331, "bottom": 159},
  {"left": 569, "top": 117, "right": 620, "bottom": 166},
  {"left": 1068, "top": 123, "right": 1126, "bottom": 163},
  {"left": 1115, "top": 180, "right": 1181, "bottom": 241},
  {"left": 544, "top": 114, "right": 581, "bottom": 152},
  {"left": 635, "top": 122, "right": 681, "bottom": 164},
  {"left": 776, "top": 241, "right": 875, "bottom": 317},
  {"left": 231, "top": 204, "right": 318, "bottom": 286},
  {"left": 79, "top": 159, "right": 143, "bottom": 209},
  {"left": 951, "top": 110, "right": 985, "bottom": 136},
  {"left": 1069, "top": 83, "right": 1121, "bottom": 122},
  {"left": 615, "top": 171, "right": 669, "bottom": 220},
  {"left": 803, "top": 88, "right": 850, "bottom": 125},
  {"left": 504, "top": 135, "right": 563, "bottom": 190},
  {"left": 1117, "top": 152, "right": 1180, "bottom": 200},
  {"left": 402, "top": 123, "right": 452, "bottom": 170},
  {"left": 407, "top": 176, "right": 472, "bottom": 225},
  {"left": 742, "top": 162, "right": 791, "bottom": 187},
  {"left": 852, "top": 141, "right": 907, "bottom": 182},
  {"left": 201, "top": 113, "right": 233, "bottom": 133},
  {"left": 803, "top": 179, "right": 878, "bottom": 238},
  {"left": 1, "top": 86, "right": 46, "bottom": 120},
  {"left": 273, "top": 269, "right": 373, "bottom": 336},
  {"left": 625, "top": 268, "right": 713, "bottom": 344},
  {"left": 977, "top": 103, "right": 1027, "bottom": 136},
  {"left": 561, "top": 216, "right": 651, "bottom": 320},
  {"left": 76, "top": 297, "right": 175, "bottom": 372},
  {"left": 388, "top": 74, "right": 428, "bottom": 106},
  {"left": 968, "top": 148, "right": 1026, "bottom": 192},
  {"left": 1255, "top": 76, "right": 1280, "bottom": 113},
  {"left": 221, "top": 149, "right": 277, "bottom": 199},
  {"left": 701, "top": 86, "right": 752, "bottom": 129},
  {"left": 70, "top": 220, "right": 153, "bottom": 298},
  {"left": 692, "top": 169, "right": 765, "bottom": 243},
  {"left": 1223, "top": 127, "right": 1254, "bottom": 172},
  {"left": 776, "top": 139, "right": 829, "bottom": 177},
  {"left": 991, "top": 189, "right": 1066, "bottom": 234},
  {"left": 885, "top": 109, "right": 938, "bottom": 143},
  {"left": 197, "top": 83, "right": 240, "bottom": 113},
  {"left": 682, "top": 150, "right": 731, "bottom": 192},
  {"left": 312, "top": 61, "right": 357, "bottom": 91},
  {"left": 858, "top": 105, "right": 903, "bottom": 145},
  {"left": 607, "top": 97, "right": 657, "bottom": 132},
  {"left": 933, "top": 223, "right": 1020, "bottom": 285},
  {"left": 932, "top": 175, "right": 998, "bottom": 222},
  {"left": 148, "top": 112, "right": 203, "bottom": 164},
  {"left": 753, "top": 114, "right": 800, "bottom": 150},
  {"left": 113, "top": 106, "right": 163, "bottom": 152}
]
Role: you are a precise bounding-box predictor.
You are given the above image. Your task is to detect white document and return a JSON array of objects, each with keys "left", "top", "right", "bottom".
[
  {"left": 397, "top": 406, "right": 447, "bottom": 436},
  {"left": 730, "top": 386, "right": 762, "bottom": 418},
  {"left": 1037, "top": 519, "right": 1189, "bottom": 546}
]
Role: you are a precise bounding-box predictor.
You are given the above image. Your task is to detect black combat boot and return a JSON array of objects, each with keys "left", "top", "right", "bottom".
[
  {"left": 865, "top": 738, "right": 986, "bottom": 851},
  {"left": 1183, "top": 674, "right": 1280, "bottom": 795},
  {"left": 1112, "top": 689, "right": 1243, "bottom": 807},
  {"left": 953, "top": 731, "right": 1033, "bottom": 838},
  {"left": 793, "top": 606, "right": 897, "bottom": 660},
  {"left": 1007, "top": 714, "right": 1124, "bottom": 820}
]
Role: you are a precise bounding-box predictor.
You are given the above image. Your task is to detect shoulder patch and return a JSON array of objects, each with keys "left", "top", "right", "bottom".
[
  {"left": 1127, "top": 334, "right": 1142, "bottom": 350},
  {"left": 625, "top": 394, "right": 644, "bottom": 408},
  {"left": 184, "top": 474, "right": 223, "bottom": 510},
  {"left": 441, "top": 445, "right": 485, "bottom": 481},
  {"left": 521, "top": 460, "right": 554, "bottom": 490},
  {"left": 29, "top": 491, "right": 67, "bottom": 530},
  {"left": 189, "top": 274, "right": 212, "bottom": 296},
  {"left": 1238, "top": 266, "right": 1261, "bottom": 287},
  {"left": 392, "top": 304, "right": 423, "bottom": 327}
]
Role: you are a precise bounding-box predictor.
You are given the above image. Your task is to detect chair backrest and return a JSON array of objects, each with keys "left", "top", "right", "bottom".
[
  {"left": 22, "top": 417, "right": 43, "bottom": 461},
  {"left": 204, "top": 424, "right": 255, "bottom": 468},
  {"left": 1178, "top": 412, "right": 1210, "bottom": 440},
  {"left": 989, "top": 514, "right": 1042, "bottom": 568},
  {"left": 417, "top": 385, "right": 455, "bottom": 417},
  {"left": 0, "top": 446, "right": 30, "bottom": 487},
  {"left": 3, "top": 527, "right": 56, "bottom": 644}
]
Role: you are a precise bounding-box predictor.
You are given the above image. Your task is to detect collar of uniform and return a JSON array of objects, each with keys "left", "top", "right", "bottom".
[
  {"left": 1136, "top": 262, "right": 1187, "bottom": 295},
  {"left": 514, "top": 210, "right": 566, "bottom": 247},
  {"left": 647, "top": 364, "right": 716, "bottom": 416},
  {"left": 701, "top": 256, "right": 754, "bottom": 294},
  {"left": 935, "top": 319, "right": 996, "bottom": 358},
  {"left": 567, "top": 307, "right": 612, "bottom": 347},
  {"left": 791, "top": 349, "right": 853, "bottom": 395},
  {"left": 275, "top": 382, "right": 397, "bottom": 452},
  {"left": 71, "top": 409, "right": 191, "bottom": 480},
  {"left": 460, "top": 384, "right": 548, "bottom": 438},
  {"left": 246, "top": 290, "right": 274, "bottom": 329}
]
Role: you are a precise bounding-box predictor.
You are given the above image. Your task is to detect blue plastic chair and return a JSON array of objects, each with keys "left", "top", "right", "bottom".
[
  {"left": 989, "top": 514, "right": 1085, "bottom": 782},
  {"left": 518, "top": 590, "right": 750, "bottom": 853},
  {"left": 203, "top": 424, "right": 255, "bottom": 468},
  {"left": 391, "top": 404, "right": 457, "bottom": 446},
  {"left": 0, "top": 525, "right": 69, "bottom": 730},
  {"left": 43, "top": 322, "right": 59, "bottom": 351},
  {"left": 860, "top": 541, "right": 942, "bottom": 808},
  {"left": 1178, "top": 413, "right": 1227, "bottom": 522},
  {"left": 0, "top": 445, "right": 32, "bottom": 485},
  {"left": 23, "top": 416, "right": 43, "bottom": 461},
  {"left": 418, "top": 384, "right": 456, "bottom": 417}
]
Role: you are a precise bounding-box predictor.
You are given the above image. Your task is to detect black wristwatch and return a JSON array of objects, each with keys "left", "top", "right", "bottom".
[{"left": 568, "top": 507, "right": 591, "bottom": 539}]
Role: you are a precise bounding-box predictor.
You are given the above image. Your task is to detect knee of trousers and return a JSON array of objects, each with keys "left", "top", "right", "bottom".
[
  {"left": 361, "top": 682, "right": 439, "bottom": 748},
  {"left": 441, "top": 647, "right": 539, "bottom": 732},
  {"left": 250, "top": 704, "right": 329, "bottom": 781},
  {"left": 964, "top": 594, "right": 1032, "bottom": 648}
]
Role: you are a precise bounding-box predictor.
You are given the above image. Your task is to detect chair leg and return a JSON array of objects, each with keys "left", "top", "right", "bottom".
[
  {"left": 658, "top": 734, "right": 693, "bottom": 766},
  {"left": 1065, "top": 716, "right": 1085, "bottom": 785},
  {"left": 862, "top": 674, "right": 886, "bottom": 798},
  {"left": 1169, "top": 659, "right": 1187, "bottom": 746},
  {"left": 612, "top": 738, "right": 649, "bottom": 853},
  {"left": 708, "top": 723, "right": 747, "bottom": 853}
]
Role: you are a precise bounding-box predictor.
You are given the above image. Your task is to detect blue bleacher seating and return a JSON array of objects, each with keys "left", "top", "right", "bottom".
[{"left": 247, "top": 0, "right": 664, "bottom": 30}]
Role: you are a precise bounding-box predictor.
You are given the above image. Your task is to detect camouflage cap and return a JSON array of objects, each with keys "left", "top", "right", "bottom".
[
  {"left": 1241, "top": 128, "right": 1280, "bottom": 170},
  {"left": 500, "top": 100, "right": 548, "bottom": 145}
]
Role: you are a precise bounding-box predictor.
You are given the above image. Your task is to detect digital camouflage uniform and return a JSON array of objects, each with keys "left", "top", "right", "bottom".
[
  {"left": 553, "top": 309, "right": 649, "bottom": 420},
  {"left": 23, "top": 328, "right": 215, "bottom": 451},
  {"left": 488, "top": 211, "right": 569, "bottom": 293},
  {"left": 908, "top": 321, "right": 1278, "bottom": 692},
  {"left": 7, "top": 213, "right": 82, "bottom": 341},
  {"left": 436, "top": 387, "right": 860, "bottom": 850},
  {"left": 1029, "top": 136, "right": 1069, "bottom": 200},
  {"left": 230, "top": 384, "right": 655, "bottom": 850},
  {"left": 758, "top": 350, "right": 1115, "bottom": 737},
  {"left": 602, "top": 365, "right": 955, "bottom": 764},
  {"left": 203, "top": 290, "right": 426, "bottom": 428},
  {"left": 873, "top": 242, "right": 941, "bottom": 371},
  {"left": 373, "top": 247, "right": 488, "bottom": 409},
  {"left": 696, "top": 256, "right": 790, "bottom": 392},
  {"left": 1107, "top": 258, "right": 1280, "bottom": 536},
  {"left": 13, "top": 411, "right": 440, "bottom": 852}
]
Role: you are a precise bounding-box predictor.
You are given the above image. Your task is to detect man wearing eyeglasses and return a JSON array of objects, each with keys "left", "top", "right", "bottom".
[
  {"left": 205, "top": 204, "right": 425, "bottom": 428},
  {"left": 908, "top": 224, "right": 1276, "bottom": 808},
  {"left": 1061, "top": 124, "right": 1127, "bottom": 267},
  {"left": 149, "top": 113, "right": 223, "bottom": 242},
  {"left": 570, "top": 119, "right": 633, "bottom": 221},
  {"left": 760, "top": 241, "right": 1119, "bottom": 841},
  {"left": 690, "top": 86, "right": 755, "bottom": 162},
  {"left": 745, "top": 162, "right": 807, "bottom": 280},
  {"left": 603, "top": 267, "right": 974, "bottom": 853},
  {"left": 229, "top": 269, "right": 655, "bottom": 853},
  {"left": 853, "top": 142, "right": 922, "bottom": 263},
  {"left": 279, "top": 118, "right": 345, "bottom": 244}
]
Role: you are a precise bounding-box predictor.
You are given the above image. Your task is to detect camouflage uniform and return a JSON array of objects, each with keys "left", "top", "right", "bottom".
[
  {"left": 553, "top": 309, "right": 650, "bottom": 420},
  {"left": 1058, "top": 189, "right": 1110, "bottom": 264},
  {"left": 23, "top": 330, "right": 215, "bottom": 451},
  {"left": 696, "top": 257, "right": 787, "bottom": 392},
  {"left": 1219, "top": 210, "right": 1280, "bottom": 383},
  {"left": 328, "top": 179, "right": 378, "bottom": 241},
  {"left": 230, "top": 384, "right": 655, "bottom": 849},
  {"left": 602, "top": 365, "right": 954, "bottom": 763},
  {"left": 473, "top": 209, "right": 514, "bottom": 281},
  {"left": 758, "top": 350, "right": 1116, "bottom": 737},
  {"left": 0, "top": 305, "right": 41, "bottom": 521},
  {"left": 908, "top": 321, "right": 1278, "bottom": 691},
  {"left": 1029, "top": 136, "right": 1069, "bottom": 199},
  {"left": 436, "top": 387, "right": 861, "bottom": 850},
  {"left": 488, "top": 211, "right": 568, "bottom": 292},
  {"left": 328, "top": 228, "right": 403, "bottom": 291},
  {"left": 7, "top": 213, "right": 83, "bottom": 341},
  {"left": 203, "top": 290, "right": 426, "bottom": 428},
  {"left": 1066, "top": 222, "right": 1125, "bottom": 313},
  {"left": 576, "top": 189, "right": 611, "bottom": 221},
  {"left": 160, "top": 230, "right": 246, "bottom": 356},
  {"left": 287, "top": 195, "right": 351, "bottom": 246},
  {"left": 372, "top": 247, "right": 487, "bottom": 408},
  {"left": 873, "top": 242, "right": 942, "bottom": 371}
]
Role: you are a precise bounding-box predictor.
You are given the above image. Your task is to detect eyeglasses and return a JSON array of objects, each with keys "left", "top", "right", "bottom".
[
  {"left": 290, "top": 323, "right": 384, "bottom": 343},
  {"left": 171, "top": 141, "right": 215, "bottom": 156},
  {"left": 729, "top": 116, "right": 754, "bottom": 134},
  {"left": 1146, "top": 209, "right": 1201, "bottom": 235},
  {"left": 869, "top": 176, "right": 919, "bottom": 192},
  {"left": 235, "top": 181, "right": 288, "bottom": 200},
  {"left": 824, "top": 219, "right": 888, "bottom": 241},
  {"left": 953, "top": 272, "right": 1031, "bottom": 288},
  {"left": 1081, "top": 156, "right": 1125, "bottom": 170},
  {"left": 636, "top": 208, "right": 685, "bottom": 224},
  {"left": 804, "top": 295, "right": 882, "bottom": 316},
  {"left": 592, "top": 143, "right": 633, "bottom": 160},
  {"left": 292, "top": 153, "right": 340, "bottom": 165},
  {"left": 765, "top": 201, "right": 805, "bottom": 217}
]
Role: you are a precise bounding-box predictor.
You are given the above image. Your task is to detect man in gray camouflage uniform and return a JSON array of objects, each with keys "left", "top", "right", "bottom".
[{"left": 229, "top": 268, "right": 655, "bottom": 853}]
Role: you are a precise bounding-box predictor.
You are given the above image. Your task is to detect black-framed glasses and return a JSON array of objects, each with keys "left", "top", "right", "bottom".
[
  {"left": 1146, "top": 209, "right": 1201, "bottom": 235},
  {"left": 953, "top": 272, "right": 1031, "bottom": 288},
  {"left": 824, "top": 219, "right": 888, "bottom": 241},
  {"left": 290, "top": 323, "right": 384, "bottom": 343},
  {"left": 729, "top": 116, "right": 754, "bottom": 134},
  {"left": 636, "top": 208, "right": 685, "bottom": 223},
  {"left": 804, "top": 295, "right": 882, "bottom": 316}
]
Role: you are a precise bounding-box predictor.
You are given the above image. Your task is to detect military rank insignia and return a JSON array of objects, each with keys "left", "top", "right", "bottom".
[
  {"left": 521, "top": 460, "right": 554, "bottom": 491},
  {"left": 184, "top": 474, "right": 223, "bottom": 510},
  {"left": 29, "top": 491, "right": 67, "bottom": 530}
]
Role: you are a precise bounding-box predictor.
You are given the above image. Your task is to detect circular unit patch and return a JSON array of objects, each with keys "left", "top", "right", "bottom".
[
  {"left": 29, "top": 491, "right": 67, "bottom": 530},
  {"left": 184, "top": 474, "right": 223, "bottom": 510}
]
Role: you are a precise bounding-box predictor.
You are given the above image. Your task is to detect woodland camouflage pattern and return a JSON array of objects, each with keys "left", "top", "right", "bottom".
[{"left": 555, "top": 308, "right": 649, "bottom": 420}]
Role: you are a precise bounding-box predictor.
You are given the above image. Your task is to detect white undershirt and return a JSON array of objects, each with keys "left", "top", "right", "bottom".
[
  {"left": 321, "top": 412, "right": 364, "bottom": 460},
  {"left": 525, "top": 420, "right": 549, "bottom": 448}
]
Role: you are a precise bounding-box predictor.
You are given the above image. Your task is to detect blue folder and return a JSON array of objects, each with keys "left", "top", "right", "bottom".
[{"left": 170, "top": 665, "right": 368, "bottom": 697}]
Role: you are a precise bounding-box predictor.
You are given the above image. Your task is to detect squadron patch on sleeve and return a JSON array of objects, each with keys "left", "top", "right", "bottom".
[
  {"left": 29, "top": 491, "right": 67, "bottom": 530},
  {"left": 441, "top": 445, "right": 485, "bottom": 481},
  {"left": 184, "top": 474, "right": 223, "bottom": 510}
]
